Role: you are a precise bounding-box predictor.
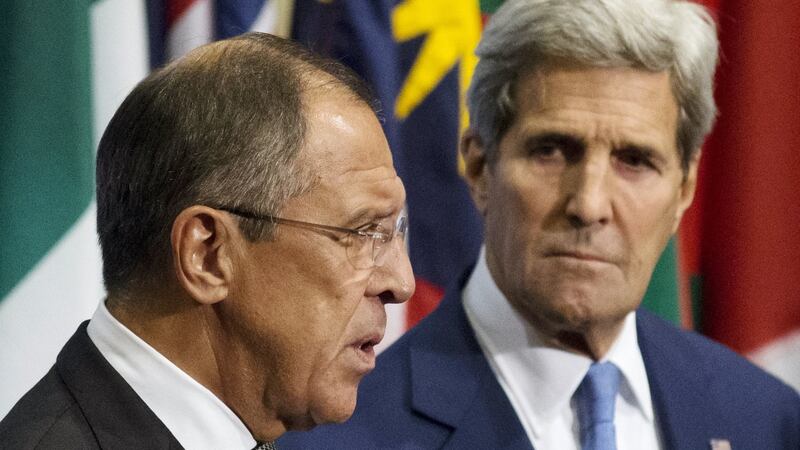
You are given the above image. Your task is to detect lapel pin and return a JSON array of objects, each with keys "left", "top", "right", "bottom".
[{"left": 710, "top": 438, "right": 731, "bottom": 450}]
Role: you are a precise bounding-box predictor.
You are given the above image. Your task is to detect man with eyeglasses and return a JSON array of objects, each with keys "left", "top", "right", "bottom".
[
  {"left": 0, "top": 32, "right": 414, "bottom": 449},
  {"left": 279, "top": 0, "right": 800, "bottom": 449}
]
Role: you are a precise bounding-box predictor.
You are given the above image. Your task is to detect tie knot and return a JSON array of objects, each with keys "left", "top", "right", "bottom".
[{"left": 576, "top": 362, "right": 621, "bottom": 426}]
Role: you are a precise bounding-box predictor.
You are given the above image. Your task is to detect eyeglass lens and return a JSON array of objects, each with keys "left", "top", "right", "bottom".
[
  {"left": 374, "top": 215, "right": 408, "bottom": 267},
  {"left": 345, "top": 214, "right": 408, "bottom": 269}
]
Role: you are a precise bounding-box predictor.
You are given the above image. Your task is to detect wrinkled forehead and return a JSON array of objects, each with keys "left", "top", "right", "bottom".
[
  {"left": 510, "top": 63, "right": 680, "bottom": 151},
  {"left": 517, "top": 61, "right": 677, "bottom": 113}
]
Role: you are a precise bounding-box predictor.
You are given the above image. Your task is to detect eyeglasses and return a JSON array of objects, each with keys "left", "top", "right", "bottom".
[{"left": 218, "top": 207, "right": 408, "bottom": 269}]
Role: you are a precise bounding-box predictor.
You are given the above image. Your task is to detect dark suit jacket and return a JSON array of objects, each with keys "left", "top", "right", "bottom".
[
  {"left": 279, "top": 274, "right": 800, "bottom": 449},
  {"left": 0, "top": 322, "right": 182, "bottom": 449}
]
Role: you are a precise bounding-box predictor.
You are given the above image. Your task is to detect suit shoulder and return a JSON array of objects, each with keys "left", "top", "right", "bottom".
[
  {"left": 0, "top": 367, "right": 97, "bottom": 449},
  {"left": 639, "top": 310, "right": 800, "bottom": 413}
]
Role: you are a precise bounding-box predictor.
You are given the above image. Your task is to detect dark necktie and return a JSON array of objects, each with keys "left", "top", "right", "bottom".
[
  {"left": 253, "top": 441, "right": 277, "bottom": 450},
  {"left": 575, "top": 362, "right": 621, "bottom": 450}
]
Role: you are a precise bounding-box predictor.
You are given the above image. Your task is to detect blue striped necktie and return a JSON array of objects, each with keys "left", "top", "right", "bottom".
[{"left": 575, "top": 362, "right": 621, "bottom": 450}]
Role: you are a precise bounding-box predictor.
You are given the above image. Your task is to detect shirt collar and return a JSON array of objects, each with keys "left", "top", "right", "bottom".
[
  {"left": 463, "top": 246, "right": 654, "bottom": 438},
  {"left": 87, "top": 300, "right": 256, "bottom": 450}
]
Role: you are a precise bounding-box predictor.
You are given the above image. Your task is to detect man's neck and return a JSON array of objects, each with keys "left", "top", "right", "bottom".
[
  {"left": 107, "top": 293, "right": 289, "bottom": 442},
  {"left": 107, "top": 292, "right": 225, "bottom": 396},
  {"left": 546, "top": 321, "right": 627, "bottom": 360}
]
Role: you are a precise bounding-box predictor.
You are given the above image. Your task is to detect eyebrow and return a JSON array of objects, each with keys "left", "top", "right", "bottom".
[
  {"left": 525, "top": 132, "right": 586, "bottom": 149},
  {"left": 524, "top": 130, "right": 668, "bottom": 164},
  {"left": 615, "top": 143, "right": 669, "bottom": 167},
  {"left": 522, "top": 132, "right": 586, "bottom": 163},
  {"left": 344, "top": 205, "right": 399, "bottom": 229},
  {"left": 343, "top": 209, "right": 374, "bottom": 229}
]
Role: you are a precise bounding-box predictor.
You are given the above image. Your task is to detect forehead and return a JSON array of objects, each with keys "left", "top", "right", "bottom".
[
  {"left": 512, "top": 64, "right": 679, "bottom": 152},
  {"left": 291, "top": 89, "right": 405, "bottom": 220}
]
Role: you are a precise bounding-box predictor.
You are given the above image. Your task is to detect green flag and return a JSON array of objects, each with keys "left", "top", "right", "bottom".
[
  {"left": 0, "top": 0, "right": 148, "bottom": 417},
  {"left": 641, "top": 238, "right": 681, "bottom": 325},
  {"left": 0, "top": 3, "right": 94, "bottom": 299},
  {"left": 0, "top": 0, "right": 97, "bottom": 418}
]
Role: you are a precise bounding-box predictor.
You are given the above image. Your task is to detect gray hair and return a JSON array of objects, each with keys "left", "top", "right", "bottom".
[
  {"left": 467, "top": 0, "right": 719, "bottom": 171},
  {"left": 96, "top": 32, "right": 378, "bottom": 295}
]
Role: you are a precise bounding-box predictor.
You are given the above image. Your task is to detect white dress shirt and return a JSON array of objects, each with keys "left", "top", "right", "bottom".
[
  {"left": 87, "top": 301, "right": 256, "bottom": 450},
  {"left": 463, "top": 247, "right": 662, "bottom": 450}
]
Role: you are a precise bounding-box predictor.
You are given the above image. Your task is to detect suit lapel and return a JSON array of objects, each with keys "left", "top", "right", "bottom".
[
  {"left": 637, "top": 310, "right": 717, "bottom": 450},
  {"left": 56, "top": 322, "right": 183, "bottom": 449},
  {"left": 408, "top": 287, "right": 533, "bottom": 449}
]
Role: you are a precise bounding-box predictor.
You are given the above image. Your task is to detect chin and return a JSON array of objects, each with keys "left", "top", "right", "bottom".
[
  {"left": 280, "top": 401, "right": 355, "bottom": 434},
  {"left": 308, "top": 390, "right": 358, "bottom": 426},
  {"left": 544, "top": 301, "right": 595, "bottom": 332},
  {"left": 557, "top": 295, "right": 634, "bottom": 332},
  {"left": 519, "top": 287, "right": 616, "bottom": 332}
]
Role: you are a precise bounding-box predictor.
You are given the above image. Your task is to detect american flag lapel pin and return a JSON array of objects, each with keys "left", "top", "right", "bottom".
[{"left": 710, "top": 438, "right": 731, "bottom": 450}]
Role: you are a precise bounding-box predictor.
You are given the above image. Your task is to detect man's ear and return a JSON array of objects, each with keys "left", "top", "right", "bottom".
[
  {"left": 672, "top": 149, "right": 702, "bottom": 234},
  {"left": 461, "top": 128, "right": 490, "bottom": 216},
  {"left": 171, "top": 206, "right": 235, "bottom": 305}
]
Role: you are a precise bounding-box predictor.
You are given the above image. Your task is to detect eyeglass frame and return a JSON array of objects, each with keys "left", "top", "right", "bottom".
[{"left": 216, "top": 206, "right": 408, "bottom": 268}]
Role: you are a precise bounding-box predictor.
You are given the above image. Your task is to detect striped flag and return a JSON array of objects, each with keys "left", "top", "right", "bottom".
[
  {"left": 0, "top": 0, "right": 149, "bottom": 418},
  {"left": 146, "top": 0, "right": 293, "bottom": 66}
]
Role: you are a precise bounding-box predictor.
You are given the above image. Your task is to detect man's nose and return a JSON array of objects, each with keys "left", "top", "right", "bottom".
[
  {"left": 563, "top": 157, "right": 613, "bottom": 228},
  {"left": 369, "top": 237, "right": 415, "bottom": 304}
]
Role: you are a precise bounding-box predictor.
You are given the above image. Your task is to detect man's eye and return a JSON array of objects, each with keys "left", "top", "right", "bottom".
[
  {"left": 528, "top": 143, "right": 562, "bottom": 159},
  {"left": 523, "top": 134, "right": 583, "bottom": 163},
  {"left": 357, "top": 222, "right": 385, "bottom": 234},
  {"left": 616, "top": 149, "right": 657, "bottom": 171}
]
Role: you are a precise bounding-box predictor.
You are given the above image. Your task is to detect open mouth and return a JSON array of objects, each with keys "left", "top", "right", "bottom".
[
  {"left": 357, "top": 334, "right": 382, "bottom": 354},
  {"left": 352, "top": 333, "right": 382, "bottom": 368},
  {"left": 359, "top": 340, "right": 377, "bottom": 353}
]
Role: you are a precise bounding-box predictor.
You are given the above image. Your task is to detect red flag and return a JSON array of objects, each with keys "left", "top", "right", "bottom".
[{"left": 687, "top": 0, "right": 800, "bottom": 391}]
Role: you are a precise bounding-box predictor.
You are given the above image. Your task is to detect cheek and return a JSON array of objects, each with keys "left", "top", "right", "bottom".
[
  {"left": 314, "top": 272, "right": 371, "bottom": 333},
  {"left": 302, "top": 298, "right": 375, "bottom": 426},
  {"left": 254, "top": 252, "right": 368, "bottom": 364},
  {"left": 485, "top": 170, "right": 567, "bottom": 306},
  {"left": 619, "top": 186, "right": 681, "bottom": 271},
  {"left": 487, "top": 167, "right": 558, "bottom": 245},
  {"left": 490, "top": 164, "right": 553, "bottom": 224},
  {"left": 274, "top": 249, "right": 368, "bottom": 329},
  {"left": 270, "top": 290, "right": 367, "bottom": 428},
  {"left": 284, "top": 284, "right": 366, "bottom": 404}
]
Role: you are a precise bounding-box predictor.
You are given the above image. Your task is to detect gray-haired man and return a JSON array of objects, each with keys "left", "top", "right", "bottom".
[{"left": 279, "top": 1, "right": 800, "bottom": 448}]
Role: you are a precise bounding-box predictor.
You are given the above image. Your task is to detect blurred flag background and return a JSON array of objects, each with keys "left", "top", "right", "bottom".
[
  {"left": 2, "top": 0, "right": 798, "bottom": 418},
  {"left": 1, "top": 0, "right": 149, "bottom": 418}
]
